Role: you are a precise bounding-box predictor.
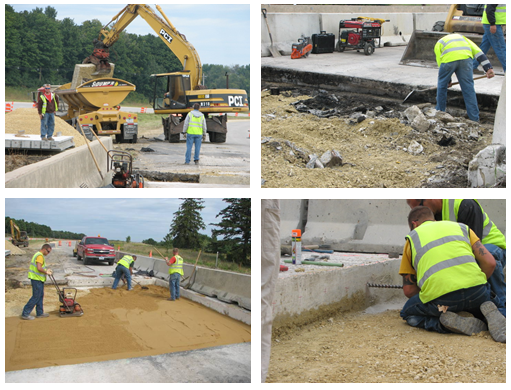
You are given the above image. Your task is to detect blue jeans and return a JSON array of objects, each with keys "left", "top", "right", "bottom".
[
  {"left": 112, "top": 265, "right": 131, "bottom": 289},
  {"left": 436, "top": 58, "right": 479, "bottom": 122},
  {"left": 40, "top": 113, "right": 55, "bottom": 138},
  {"left": 473, "top": 24, "right": 506, "bottom": 73},
  {"left": 484, "top": 244, "right": 506, "bottom": 317},
  {"left": 22, "top": 279, "right": 45, "bottom": 317},
  {"left": 185, "top": 134, "right": 202, "bottom": 163},
  {"left": 400, "top": 284, "right": 489, "bottom": 333},
  {"left": 169, "top": 273, "right": 181, "bottom": 300}
]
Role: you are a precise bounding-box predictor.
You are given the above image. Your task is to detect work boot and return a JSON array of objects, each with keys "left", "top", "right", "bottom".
[
  {"left": 21, "top": 315, "right": 35, "bottom": 320},
  {"left": 47, "top": 137, "right": 54, "bottom": 141},
  {"left": 439, "top": 311, "right": 487, "bottom": 336},
  {"left": 194, "top": 160, "right": 199, "bottom": 165},
  {"left": 41, "top": 137, "right": 48, "bottom": 141},
  {"left": 36, "top": 313, "right": 49, "bottom": 318},
  {"left": 167, "top": 298, "right": 175, "bottom": 301},
  {"left": 480, "top": 301, "right": 506, "bottom": 343},
  {"left": 184, "top": 162, "right": 190, "bottom": 165}
]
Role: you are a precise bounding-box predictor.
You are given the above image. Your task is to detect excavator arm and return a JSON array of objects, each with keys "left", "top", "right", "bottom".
[{"left": 84, "top": 4, "right": 202, "bottom": 87}]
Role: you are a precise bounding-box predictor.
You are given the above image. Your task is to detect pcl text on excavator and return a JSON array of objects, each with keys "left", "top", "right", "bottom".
[{"left": 84, "top": 4, "right": 249, "bottom": 143}]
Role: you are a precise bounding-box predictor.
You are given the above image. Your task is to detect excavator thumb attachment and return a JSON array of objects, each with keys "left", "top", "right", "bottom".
[{"left": 400, "top": 30, "right": 504, "bottom": 74}]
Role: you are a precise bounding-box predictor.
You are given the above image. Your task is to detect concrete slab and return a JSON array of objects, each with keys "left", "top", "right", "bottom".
[
  {"left": 5, "top": 343, "right": 251, "bottom": 383},
  {"left": 262, "top": 45, "right": 504, "bottom": 101},
  {"left": 6, "top": 134, "right": 75, "bottom": 151}
]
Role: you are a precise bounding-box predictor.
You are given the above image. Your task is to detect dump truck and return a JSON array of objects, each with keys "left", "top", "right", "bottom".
[
  {"left": 84, "top": 4, "right": 249, "bottom": 143},
  {"left": 55, "top": 74, "right": 138, "bottom": 143},
  {"left": 10, "top": 220, "right": 29, "bottom": 248},
  {"left": 400, "top": 4, "right": 504, "bottom": 73}
]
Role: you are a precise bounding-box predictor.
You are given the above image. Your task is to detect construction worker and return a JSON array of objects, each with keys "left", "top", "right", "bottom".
[
  {"left": 166, "top": 248, "right": 183, "bottom": 301},
  {"left": 112, "top": 254, "right": 137, "bottom": 291},
  {"left": 406, "top": 199, "right": 506, "bottom": 317},
  {"left": 182, "top": 103, "right": 207, "bottom": 165},
  {"left": 400, "top": 206, "right": 505, "bottom": 342},
  {"left": 434, "top": 33, "right": 494, "bottom": 122},
  {"left": 37, "top": 84, "right": 59, "bottom": 141},
  {"left": 473, "top": 4, "right": 506, "bottom": 73},
  {"left": 21, "top": 244, "right": 53, "bottom": 320}
]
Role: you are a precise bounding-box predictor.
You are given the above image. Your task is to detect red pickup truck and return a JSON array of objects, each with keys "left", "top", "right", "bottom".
[{"left": 74, "top": 236, "right": 116, "bottom": 265}]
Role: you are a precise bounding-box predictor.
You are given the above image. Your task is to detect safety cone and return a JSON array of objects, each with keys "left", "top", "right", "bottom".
[
  {"left": 140, "top": 107, "right": 146, "bottom": 113},
  {"left": 68, "top": 241, "right": 71, "bottom": 246},
  {"left": 149, "top": 250, "right": 152, "bottom": 258},
  {"left": 59, "top": 241, "right": 62, "bottom": 246},
  {"left": 118, "top": 246, "right": 121, "bottom": 251},
  {"left": 5, "top": 102, "right": 13, "bottom": 113}
]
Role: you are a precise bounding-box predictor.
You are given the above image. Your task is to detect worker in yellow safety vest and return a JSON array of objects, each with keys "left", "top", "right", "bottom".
[
  {"left": 406, "top": 199, "right": 506, "bottom": 317},
  {"left": 434, "top": 33, "right": 494, "bottom": 122},
  {"left": 474, "top": 4, "right": 506, "bottom": 73},
  {"left": 37, "top": 84, "right": 60, "bottom": 141},
  {"left": 399, "top": 206, "right": 505, "bottom": 343},
  {"left": 112, "top": 254, "right": 137, "bottom": 290},
  {"left": 21, "top": 244, "right": 53, "bottom": 320},
  {"left": 166, "top": 248, "right": 184, "bottom": 301},
  {"left": 182, "top": 103, "right": 207, "bottom": 165}
]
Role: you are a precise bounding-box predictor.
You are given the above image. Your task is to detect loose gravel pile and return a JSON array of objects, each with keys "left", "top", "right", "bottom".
[
  {"left": 5, "top": 108, "right": 86, "bottom": 147},
  {"left": 5, "top": 240, "right": 25, "bottom": 255}
]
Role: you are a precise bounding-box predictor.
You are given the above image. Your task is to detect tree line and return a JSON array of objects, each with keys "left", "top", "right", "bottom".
[
  {"left": 5, "top": 5, "right": 250, "bottom": 103},
  {"left": 5, "top": 217, "right": 85, "bottom": 240}
]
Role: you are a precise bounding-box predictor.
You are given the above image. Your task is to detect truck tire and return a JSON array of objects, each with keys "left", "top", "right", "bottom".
[
  {"left": 169, "top": 133, "right": 180, "bottom": 143},
  {"left": 210, "top": 132, "right": 226, "bottom": 143},
  {"left": 77, "top": 252, "right": 82, "bottom": 261},
  {"left": 432, "top": 21, "right": 445, "bottom": 31},
  {"left": 109, "top": 260, "right": 114, "bottom": 266},
  {"left": 131, "top": 134, "right": 137, "bottom": 144},
  {"left": 83, "top": 257, "right": 90, "bottom": 266},
  {"left": 73, "top": 250, "right": 77, "bottom": 257}
]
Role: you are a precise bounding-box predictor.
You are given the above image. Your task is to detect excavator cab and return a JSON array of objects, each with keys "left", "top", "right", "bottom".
[{"left": 153, "top": 72, "right": 190, "bottom": 110}]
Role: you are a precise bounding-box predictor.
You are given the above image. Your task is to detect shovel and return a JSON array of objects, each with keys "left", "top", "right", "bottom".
[
  {"left": 403, "top": 75, "right": 487, "bottom": 104},
  {"left": 262, "top": 8, "right": 281, "bottom": 57}
]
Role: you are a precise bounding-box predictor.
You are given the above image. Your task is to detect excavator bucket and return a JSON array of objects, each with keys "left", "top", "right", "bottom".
[{"left": 400, "top": 30, "right": 504, "bottom": 74}]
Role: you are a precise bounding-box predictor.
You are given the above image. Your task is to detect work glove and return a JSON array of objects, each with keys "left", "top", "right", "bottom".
[
  {"left": 202, "top": 135, "right": 206, "bottom": 142},
  {"left": 182, "top": 132, "right": 187, "bottom": 139},
  {"left": 46, "top": 269, "right": 53, "bottom": 276},
  {"left": 486, "top": 68, "right": 495, "bottom": 79}
]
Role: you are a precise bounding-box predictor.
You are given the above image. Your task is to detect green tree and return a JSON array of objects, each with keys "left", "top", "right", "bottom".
[
  {"left": 142, "top": 238, "right": 158, "bottom": 246},
  {"left": 126, "top": 235, "right": 131, "bottom": 243},
  {"left": 211, "top": 198, "right": 251, "bottom": 266},
  {"left": 169, "top": 198, "right": 205, "bottom": 249}
]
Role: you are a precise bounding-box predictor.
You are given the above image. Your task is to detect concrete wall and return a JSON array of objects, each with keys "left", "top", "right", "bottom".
[
  {"left": 262, "top": 11, "right": 446, "bottom": 56},
  {"left": 5, "top": 137, "right": 113, "bottom": 188},
  {"left": 280, "top": 200, "right": 506, "bottom": 253},
  {"left": 117, "top": 252, "right": 251, "bottom": 310}
]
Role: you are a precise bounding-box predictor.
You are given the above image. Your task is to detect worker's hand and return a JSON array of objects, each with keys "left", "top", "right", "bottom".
[
  {"left": 46, "top": 269, "right": 53, "bottom": 276},
  {"left": 490, "top": 25, "right": 497, "bottom": 34},
  {"left": 182, "top": 132, "right": 187, "bottom": 139},
  {"left": 202, "top": 135, "right": 206, "bottom": 142},
  {"left": 39, "top": 114, "right": 43, "bottom": 120},
  {"left": 486, "top": 68, "right": 495, "bottom": 79}
]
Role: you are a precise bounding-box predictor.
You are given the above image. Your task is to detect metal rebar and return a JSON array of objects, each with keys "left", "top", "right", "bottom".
[{"left": 366, "top": 282, "right": 403, "bottom": 289}]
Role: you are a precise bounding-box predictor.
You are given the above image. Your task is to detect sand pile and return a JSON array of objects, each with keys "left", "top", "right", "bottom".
[
  {"left": 5, "top": 240, "right": 25, "bottom": 255},
  {"left": 5, "top": 108, "right": 86, "bottom": 147}
]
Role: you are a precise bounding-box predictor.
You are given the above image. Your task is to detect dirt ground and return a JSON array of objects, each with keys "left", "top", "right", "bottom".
[
  {"left": 267, "top": 308, "right": 506, "bottom": 383},
  {"left": 261, "top": 88, "right": 500, "bottom": 188}
]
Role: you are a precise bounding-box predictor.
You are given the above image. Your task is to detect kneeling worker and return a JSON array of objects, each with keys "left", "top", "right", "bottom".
[
  {"left": 399, "top": 206, "right": 505, "bottom": 342},
  {"left": 112, "top": 254, "right": 137, "bottom": 291}
]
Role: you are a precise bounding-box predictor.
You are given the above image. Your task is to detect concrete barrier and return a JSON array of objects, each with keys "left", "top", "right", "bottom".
[
  {"left": 262, "top": 11, "right": 446, "bottom": 56},
  {"left": 117, "top": 251, "right": 251, "bottom": 310},
  {"left": 280, "top": 200, "right": 506, "bottom": 253},
  {"left": 5, "top": 137, "right": 113, "bottom": 188}
]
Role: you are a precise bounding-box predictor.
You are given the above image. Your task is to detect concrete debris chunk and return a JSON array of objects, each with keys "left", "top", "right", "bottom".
[
  {"left": 433, "top": 110, "right": 455, "bottom": 123},
  {"left": 411, "top": 111, "right": 430, "bottom": 132},
  {"left": 320, "top": 150, "right": 343, "bottom": 167},
  {"left": 407, "top": 140, "right": 424, "bottom": 155},
  {"left": 468, "top": 144, "right": 506, "bottom": 187},
  {"left": 404, "top": 105, "right": 421, "bottom": 122},
  {"left": 306, "top": 154, "right": 318, "bottom": 169}
]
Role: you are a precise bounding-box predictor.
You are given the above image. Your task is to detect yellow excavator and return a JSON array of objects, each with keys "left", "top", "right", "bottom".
[
  {"left": 10, "top": 220, "right": 29, "bottom": 247},
  {"left": 83, "top": 4, "right": 249, "bottom": 143},
  {"left": 400, "top": 4, "right": 504, "bottom": 73}
]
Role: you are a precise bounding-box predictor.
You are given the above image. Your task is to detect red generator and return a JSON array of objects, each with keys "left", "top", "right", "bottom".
[{"left": 336, "top": 18, "right": 384, "bottom": 55}]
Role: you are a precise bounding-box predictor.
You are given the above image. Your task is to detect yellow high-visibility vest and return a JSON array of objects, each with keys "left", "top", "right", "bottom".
[
  {"left": 117, "top": 255, "right": 134, "bottom": 269},
  {"left": 40, "top": 93, "right": 58, "bottom": 114},
  {"left": 434, "top": 34, "right": 482, "bottom": 66},
  {"left": 482, "top": 4, "right": 506, "bottom": 25},
  {"left": 28, "top": 251, "right": 47, "bottom": 282},
  {"left": 186, "top": 112, "right": 204, "bottom": 135},
  {"left": 169, "top": 255, "right": 184, "bottom": 276}
]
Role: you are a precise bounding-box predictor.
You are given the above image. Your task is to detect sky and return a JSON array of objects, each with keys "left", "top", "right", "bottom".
[
  {"left": 5, "top": 198, "right": 231, "bottom": 242},
  {"left": 10, "top": 3, "right": 250, "bottom": 66}
]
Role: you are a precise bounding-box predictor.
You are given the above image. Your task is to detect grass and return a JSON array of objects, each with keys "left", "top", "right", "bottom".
[{"left": 110, "top": 241, "right": 251, "bottom": 275}]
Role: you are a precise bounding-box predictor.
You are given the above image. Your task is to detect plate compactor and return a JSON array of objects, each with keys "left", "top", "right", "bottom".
[
  {"left": 107, "top": 150, "right": 145, "bottom": 188},
  {"left": 336, "top": 17, "right": 388, "bottom": 55},
  {"left": 48, "top": 274, "right": 84, "bottom": 317}
]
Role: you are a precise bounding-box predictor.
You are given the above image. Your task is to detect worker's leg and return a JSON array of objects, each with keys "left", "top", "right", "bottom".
[
  {"left": 112, "top": 266, "right": 123, "bottom": 289},
  {"left": 22, "top": 280, "right": 44, "bottom": 317},
  {"left": 435, "top": 61, "right": 456, "bottom": 113},
  {"left": 175, "top": 274, "right": 181, "bottom": 299},
  {"left": 192, "top": 134, "right": 202, "bottom": 162},
  {"left": 40, "top": 114, "right": 50, "bottom": 139},
  {"left": 123, "top": 268, "right": 132, "bottom": 290},
  {"left": 185, "top": 134, "right": 193, "bottom": 164},
  {"left": 484, "top": 244, "right": 506, "bottom": 317},
  {"left": 169, "top": 273, "right": 178, "bottom": 300},
  {"left": 47, "top": 113, "right": 55, "bottom": 138},
  {"left": 473, "top": 25, "right": 492, "bottom": 70},
  {"left": 487, "top": 25, "right": 506, "bottom": 73},
  {"left": 455, "top": 58, "right": 479, "bottom": 122}
]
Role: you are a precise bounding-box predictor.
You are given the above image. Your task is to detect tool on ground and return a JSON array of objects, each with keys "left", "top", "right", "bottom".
[
  {"left": 132, "top": 278, "right": 149, "bottom": 290},
  {"left": 284, "top": 259, "right": 344, "bottom": 267},
  {"left": 291, "top": 229, "right": 302, "bottom": 265},
  {"left": 280, "top": 265, "right": 289, "bottom": 272},
  {"left": 291, "top": 36, "right": 312, "bottom": 59},
  {"left": 107, "top": 150, "right": 144, "bottom": 188},
  {"left": 48, "top": 274, "right": 84, "bottom": 317},
  {"left": 262, "top": 8, "right": 281, "bottom": 57},
  {"left": 366, "top": 282, "right": 403, "bottom": 289},
  {"left": 403, "top": 75, "right": 487, "bottom": 103},
  {"left": 185, "top": 250, "right": 202, "bottom": 289},
  {"left": 336, "top": 17, "right": 388, "bottom": 55},
  {"left": 303, "top": 248, "right": 334, "bottom": 254}
]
